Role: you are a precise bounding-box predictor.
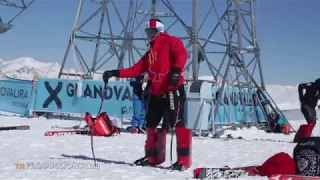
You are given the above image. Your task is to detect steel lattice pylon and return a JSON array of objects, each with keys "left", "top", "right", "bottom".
[
  {"left": 59, "top": 0, "right": 286, "bottom": 132},
  {"left": 0, "top": 0, "right": 35, "bottom": 34}
]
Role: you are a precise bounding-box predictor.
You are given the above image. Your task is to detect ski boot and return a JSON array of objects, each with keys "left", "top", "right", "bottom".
[
  {"left": 170, "top": 127, "right": 192, "bottom": 171},
  {"left": 133, "top": 156, "right": 155, "bottom": 167},
  {"left": 169, "top": 162, "right": 188, "bottom": 171},
  {"left": 138, "top": 126, "right": 146, "bottom": 134},
  {"left": 134, "top": 128, "right": 167, "bottom": 167}
]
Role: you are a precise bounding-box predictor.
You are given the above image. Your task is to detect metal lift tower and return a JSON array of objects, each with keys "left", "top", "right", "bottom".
[
  {"left": 0, "top": 0, "right": 35, "bottom": 34},
  {"left": 59, "top": 0, "right": 286, "bottom": 132}
]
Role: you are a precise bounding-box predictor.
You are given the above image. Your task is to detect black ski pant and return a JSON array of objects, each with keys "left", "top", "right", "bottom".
[
  {"left": 301, "top": 103, "right": 317, "bottom": 124},
  {"left": 144, "top": 85, "right": 192, "bottom": 168},
  {"left": 145, "top": 85, "right": 186, "bottom": 128},
  {"left": 161, "top": 110, "right": 170, "bottom": 130}
]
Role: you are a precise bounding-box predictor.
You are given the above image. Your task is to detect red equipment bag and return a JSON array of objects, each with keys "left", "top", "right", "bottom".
[
  {"left": 84, "top": 112, "right": 120, "bottom": 136},
  {"left": 293, "top": 122, "right": 315, "bottom": 143},
  {"left": 259, "top": 152, "right": 296, "bottom": 177}
]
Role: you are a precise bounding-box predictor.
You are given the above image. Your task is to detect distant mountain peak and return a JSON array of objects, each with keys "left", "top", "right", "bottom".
[{"left": 0, "top": 57, "right": 75, "bottom": 80}]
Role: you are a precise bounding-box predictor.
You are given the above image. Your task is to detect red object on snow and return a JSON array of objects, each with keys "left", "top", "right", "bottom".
[
  {"left": 84, "top": 112, "right": 120, "bottom": 136},
  {"left": 293, "top": 122, "right": 315, "bottom": 143},
  {"left": 193, "top": 165, "right": 260, "bottom": 179},
  {"left": 259, "top": 152, "right": 296, "bottom": 178},
  {"left": 44, "top": 130, "right": 89, "bottom": 136},
  {"left": 193, "top": 152, "right": 296, "bottom": 179}
]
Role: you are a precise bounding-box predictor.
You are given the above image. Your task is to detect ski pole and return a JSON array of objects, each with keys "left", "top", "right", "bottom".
[
  {"left": 170, "top": 87, "right": 181, "bottom": 170},
  {"left": 91, "top": 82, "right": 107, "bottom": 167}
]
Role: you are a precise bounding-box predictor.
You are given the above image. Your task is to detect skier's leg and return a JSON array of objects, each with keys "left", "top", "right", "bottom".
[
  {"left": 294, "top": 104, "right": 317, "bottom": 142},
  {"left": 136, "top": 95, "right": 165, "bottom": 166},
  {"left": 166, "top": 85, "right": 192, "bottom": 170},
  {"left": 138, "top": 100, "right": 146, "bottom": 133},
  {"left": 154, "top": 127, "right": 167, "bottom": 164},
  {"left": 301, "top": 103, "right": 316, "bottom": 127},
  {"left": 175, "top": 126, "right": 192, "bottom": 169},
  {"left": 161, "top": 110, "right": 170, "bottom": 132},
  {"left": 131, "top": 96, "right": 141, "bottom": 133}
]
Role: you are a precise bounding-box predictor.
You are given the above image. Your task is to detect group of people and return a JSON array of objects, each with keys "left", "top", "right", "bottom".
[{"left": 100, "top": 16, "right": 320, "bottom": 173}]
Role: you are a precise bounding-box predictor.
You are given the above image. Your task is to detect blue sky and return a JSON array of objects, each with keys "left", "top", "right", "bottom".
[{"left": 0, "top": 0, "right": 319, "bottom": 86}]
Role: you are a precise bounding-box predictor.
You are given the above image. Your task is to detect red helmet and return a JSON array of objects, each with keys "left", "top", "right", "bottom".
[{"left": 146, "top": 18, "right": 164, "bottom": 33}]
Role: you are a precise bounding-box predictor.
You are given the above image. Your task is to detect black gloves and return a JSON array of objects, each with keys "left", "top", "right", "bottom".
[
  {"left": 102, "top": 70, "right": 120, "bottom": 83},
  {"left": 169, "top": 67, "right": 180, "bottom": 87}
]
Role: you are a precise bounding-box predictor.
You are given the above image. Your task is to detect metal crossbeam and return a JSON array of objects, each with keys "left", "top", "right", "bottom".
[{"left": 0, "top": 0, "right": 35, "bottom": 33}]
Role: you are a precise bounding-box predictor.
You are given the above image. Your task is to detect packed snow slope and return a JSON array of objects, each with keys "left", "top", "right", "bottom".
[
  {"left": 0, "top": 57, "right": 306, "bottom": 110},
  {"left": 0, "top": 112, "right": 317, "bottom": 180}
]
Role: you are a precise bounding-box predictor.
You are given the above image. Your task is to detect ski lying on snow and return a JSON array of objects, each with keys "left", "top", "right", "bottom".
[
  {"left": 269, "top": 174, "right": 320, "bottom": 180},
  {"left": 0, "top": 125, "right": 30, "bottom": 131},
  {"left": 51, "top": 125, "right": 88, "bottom": 130},
  {"left": 193, "top": 166, "right": 260, "bottom": 179},
  {"left": 44, "top": 130, "right": 90, "bottom": 136},
  {"left": 195, "top": 168, "right": 250, "bottom": 179},
  {"left": 130, "top": 163, "right": 171, "bottom": 170},
  {"left": 211, "top": 134, "right": 295, "bottom": 143}
]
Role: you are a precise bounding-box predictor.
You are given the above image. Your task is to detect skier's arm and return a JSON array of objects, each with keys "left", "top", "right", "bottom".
[
  {"left": 118, "top": 54, "right": 148, "bottom": 78},
  {"left": 298, "top": 83, "right": 306, "bottom": 102},
  {"left": 170, "top": 37, "right": 187, "bottom": 72},
  {"left": 130, "top": 77, "right": 143, "bottom": 88}
]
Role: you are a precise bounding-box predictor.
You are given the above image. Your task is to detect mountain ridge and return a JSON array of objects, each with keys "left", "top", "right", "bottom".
[{"left": 0, "top": 57, "right": 301, "bottom": 110}]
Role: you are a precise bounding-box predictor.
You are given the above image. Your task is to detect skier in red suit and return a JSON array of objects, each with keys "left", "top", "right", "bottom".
[{"left": 102, "top": 18, "right": 192, "bottom": 171}]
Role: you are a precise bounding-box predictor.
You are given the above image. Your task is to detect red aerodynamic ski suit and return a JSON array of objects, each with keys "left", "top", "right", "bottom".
[
  {"left": 118, "top": 31, "right": 192, "bottom": 169},
  {"left": 118, "top": 31, "right": 186, "bottom": 95}
]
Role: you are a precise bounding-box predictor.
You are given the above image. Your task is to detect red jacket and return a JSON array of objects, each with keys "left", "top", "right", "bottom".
[{"left": 118, "top": 32, "right": 187, "bottom": 95}]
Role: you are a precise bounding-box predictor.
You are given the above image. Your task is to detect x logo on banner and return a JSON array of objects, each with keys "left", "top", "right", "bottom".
[{"left": 42, "top": 82, "right": 63, "bottom": 109}]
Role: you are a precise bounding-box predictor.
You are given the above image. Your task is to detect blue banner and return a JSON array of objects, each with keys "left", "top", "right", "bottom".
[
  {"left": 0, "top": 80, "right": 33, "bottom": 116},
  {"left": 0, "top": 77, "right": 266, "bottom": 125},
  {"left": 33, "top": 78, "right": 134, "bottom": 118},
  {"left": 208, "top": 87, "right": 265, "bottom": 124}
]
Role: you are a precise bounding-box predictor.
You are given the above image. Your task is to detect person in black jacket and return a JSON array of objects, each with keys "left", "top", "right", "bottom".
[
  {"left": 298, "top": 78, "right": 320, "bottom": 125},
  {"left": 294, "top": 79, "right": 320, "bottom": 176}
]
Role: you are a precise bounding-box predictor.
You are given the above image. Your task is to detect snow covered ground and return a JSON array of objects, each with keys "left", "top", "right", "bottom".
[
  {"left": 0, "top": 57, "right": 319, "bottom": 179},
  {"left": 0, "top": 110, "right": 319, "bottom": 180}
]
